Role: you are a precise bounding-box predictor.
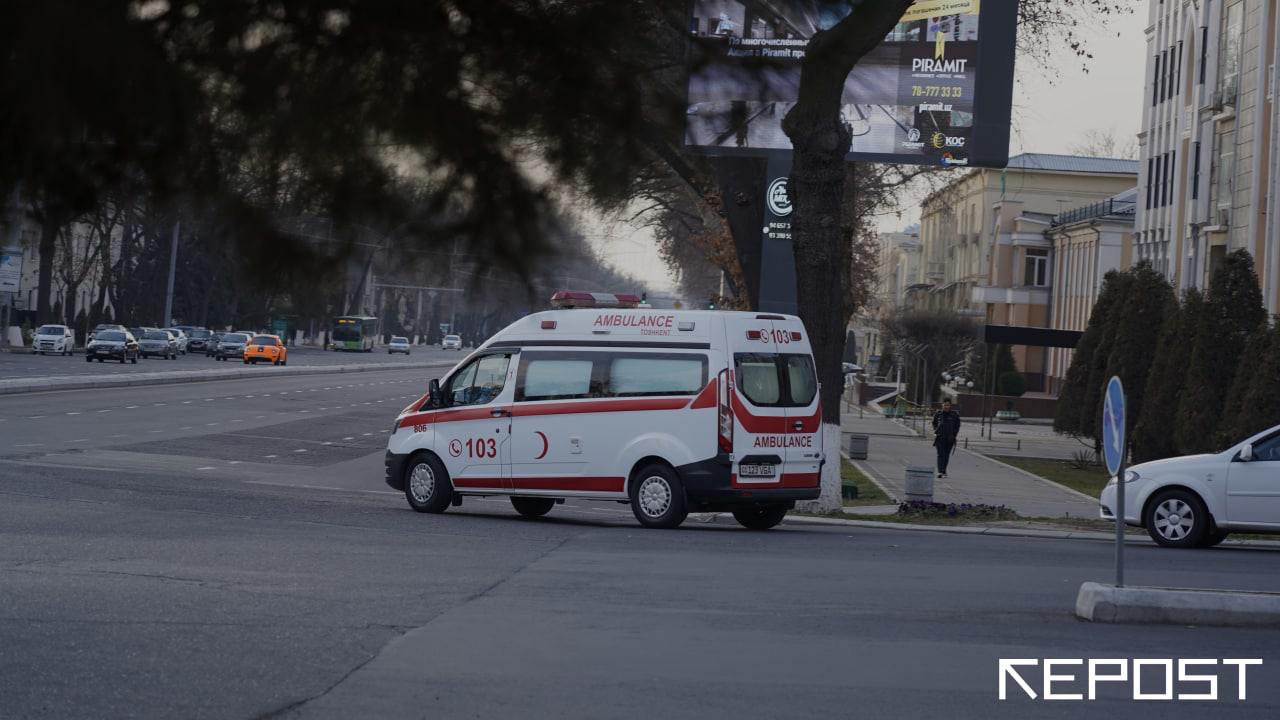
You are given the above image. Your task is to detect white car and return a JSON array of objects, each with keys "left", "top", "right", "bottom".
[
  {"left": 34, "top": 324, "right": 75, "bottom": 356},
  {"left": 441, "top": 334, "right": 462, "bottom": 350},
  {"left": 1100, "top": 424, "right": 1280, "bottom": 548},
  {"left": 388, "top": 336, "right": 411, "bottom": 355},
  {"left": 164, "top": 328, "right": 189, "bottom": 355}
]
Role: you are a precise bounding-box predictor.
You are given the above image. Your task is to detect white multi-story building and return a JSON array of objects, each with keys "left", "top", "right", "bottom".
[{"left": 1137, "top": 0, "right": 1278, "bottom": 313}]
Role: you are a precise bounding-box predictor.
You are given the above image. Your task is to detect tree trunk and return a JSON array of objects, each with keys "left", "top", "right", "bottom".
[
  {"left": 35, "top": 212, "right": 62, "bottom": 324},
  {"left": 780, "top": 0, "right": 914, "bottom": 512}
]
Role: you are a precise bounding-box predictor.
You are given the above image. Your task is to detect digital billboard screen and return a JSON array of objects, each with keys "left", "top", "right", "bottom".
[{"left": 685, "top": 0, "right": 1017, "bottom": 168}]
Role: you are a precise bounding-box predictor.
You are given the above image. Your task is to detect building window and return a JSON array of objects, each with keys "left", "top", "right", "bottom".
[
  {"left": 1199, "top": 26, "right": 1208, "bottom": 84},
  {"left": 1157, "top": 53, "right": 1167, "bottom": 105},
  {"left": 1192, "top": 141, "right": 1201, "bottom": 200},
  {"left": 1218, "top": 1, "right": 1244, "bottom": 105},
  {"left": 1024, "top": 249, "right": 1050, "bottom": 287},
  {"left": 1146, "top": 157, "right": 1155, "bottom": 209}
]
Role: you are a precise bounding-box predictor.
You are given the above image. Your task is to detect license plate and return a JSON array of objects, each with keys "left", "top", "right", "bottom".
[{"left": 739, "top": 464, "right": 778, "bottom": 478}]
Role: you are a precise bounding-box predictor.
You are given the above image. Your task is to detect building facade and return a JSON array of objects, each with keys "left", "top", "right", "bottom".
[
  {"left": 1137, "top": 0, "right": 1279, "bottom": 312},
  {"left": 916, "top": 154, "right": 1138, "bottom": 320},
  {"left": 1043, "top": 190, "right": 1138, "bottom": 394}
]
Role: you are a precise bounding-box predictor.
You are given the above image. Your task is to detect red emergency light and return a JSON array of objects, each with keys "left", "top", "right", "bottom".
[{"left": 551, "top": 291, "right": 643, "bottom": 309}]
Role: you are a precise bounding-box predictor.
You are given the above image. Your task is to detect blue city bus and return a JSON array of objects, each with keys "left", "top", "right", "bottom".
[{"left": 331, "top": 316, "right": 378, "bottom": 352}]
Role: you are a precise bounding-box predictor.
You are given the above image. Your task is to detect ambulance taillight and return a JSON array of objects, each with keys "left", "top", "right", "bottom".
[{"left": 717, "top": 369, "right": 734, "bottom": 454}]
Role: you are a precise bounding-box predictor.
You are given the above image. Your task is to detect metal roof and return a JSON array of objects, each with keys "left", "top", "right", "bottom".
[{"left": 1005, "top": 153, "right": 1139, "bottom": 175}]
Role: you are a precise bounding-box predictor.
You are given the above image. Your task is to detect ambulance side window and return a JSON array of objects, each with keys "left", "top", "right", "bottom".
[
  {"left": 516, "top": 352, "right": 601, "bottom": 401},
  {"left": 447, "top": 354, "right": 510, "bottom": 407}
]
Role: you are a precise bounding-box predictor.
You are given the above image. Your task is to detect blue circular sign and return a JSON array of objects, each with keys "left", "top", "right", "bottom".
[{"left": 1102, "top": 376, "right": 1126, "bottom": 476}]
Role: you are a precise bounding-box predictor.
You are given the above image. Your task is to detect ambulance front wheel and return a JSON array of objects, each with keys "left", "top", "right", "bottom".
[
  {"left": 511, "top": 497, "right": 555, "bottom": 518},
  {"left": 404, "top": 453, "right": 452, "bottom": 514},
  {"left": 629, "top": 463, "right": 688, "bottom": 529},
  {"left": 732, "top": 505, "right": 789, "bottom": 530}
]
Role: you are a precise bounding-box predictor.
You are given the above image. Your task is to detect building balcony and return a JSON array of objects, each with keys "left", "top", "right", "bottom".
[{"left": 972, "top": 285, "right": 1051, "bottom": 306}]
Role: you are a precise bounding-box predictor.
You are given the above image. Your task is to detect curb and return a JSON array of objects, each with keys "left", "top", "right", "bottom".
[
  {"left": 782, "top": 514, "right": 1280, "bottom": 549},
  {"left": 1076, "top": 581, "right": 1280, "bottom": 627},
  {"left": 966, "top": 450, "right": 1100, "bottom": 504},
  {"left": 0, "top": 360, "right": 454, "bottom": 396}
]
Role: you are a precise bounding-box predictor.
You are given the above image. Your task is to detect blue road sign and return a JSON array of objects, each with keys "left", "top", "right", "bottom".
[{"left": 1103, "top": 376, "right": 1126, "bottom": 476}]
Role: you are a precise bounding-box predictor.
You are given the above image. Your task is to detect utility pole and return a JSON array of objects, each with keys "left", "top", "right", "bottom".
[{"left": 162, "top": 219, "right": 179, "bottom": 326}]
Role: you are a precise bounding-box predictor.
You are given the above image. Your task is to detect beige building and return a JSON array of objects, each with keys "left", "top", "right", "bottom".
[
  {"left": 1137, "top": 0, "right": 1279, "bottom": 313},
  {"left": 1043, "top": 189, "right": 1138, "bottom": 394},
  {"left": 916, "top": 154, "right": 1139, "bottom": 321}
]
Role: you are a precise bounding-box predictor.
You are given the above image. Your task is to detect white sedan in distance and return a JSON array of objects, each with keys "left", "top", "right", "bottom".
[{"left": 1100, "top": 424, "right": 1280, "bottom": 548}]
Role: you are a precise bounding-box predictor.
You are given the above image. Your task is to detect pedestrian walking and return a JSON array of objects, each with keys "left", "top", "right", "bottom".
[{"left": 932, "top": 398, "right": 961, "bottom": 478}]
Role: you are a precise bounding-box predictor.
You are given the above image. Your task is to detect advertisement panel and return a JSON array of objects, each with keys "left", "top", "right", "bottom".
[
  {"left": 685, "top": 0, "right": 1017, "bottom": 168},
  {"left": 0, "top": 250, "right": 22, "bottom": 293}
]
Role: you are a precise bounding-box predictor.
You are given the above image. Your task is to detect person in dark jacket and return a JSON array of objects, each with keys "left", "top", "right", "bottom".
[{"left": 932, "top": 399, "right": 962, "bottom": 478}]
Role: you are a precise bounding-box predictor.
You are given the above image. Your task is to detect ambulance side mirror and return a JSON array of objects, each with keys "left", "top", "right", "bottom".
[{"left": 428, "top": 378, "right": 443, "bottom": 408}]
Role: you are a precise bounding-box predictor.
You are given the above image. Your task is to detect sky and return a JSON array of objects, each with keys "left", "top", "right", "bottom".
[{"left": 587, "top": 5, "right": 1151, "bottom": 295}]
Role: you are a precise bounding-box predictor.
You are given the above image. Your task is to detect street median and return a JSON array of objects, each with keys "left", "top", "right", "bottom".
[
  {"left": 1076, "top": 581, "right": 1280, "bottom": 628},
  {"left": 0, "top": 359, "right": 455, "bottom": 396}
]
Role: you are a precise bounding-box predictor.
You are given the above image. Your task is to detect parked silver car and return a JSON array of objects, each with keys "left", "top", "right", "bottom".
[
  {"left": 139, "top": 330, "right": 179, "bottom": 359},
  {"left": 214, "top": 333, "right": 250, "bottom": 361}
]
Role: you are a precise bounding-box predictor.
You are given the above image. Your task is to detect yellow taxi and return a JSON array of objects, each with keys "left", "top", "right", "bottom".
[{"left": 244, "top": 334, "right": 289, "bottom": 366}]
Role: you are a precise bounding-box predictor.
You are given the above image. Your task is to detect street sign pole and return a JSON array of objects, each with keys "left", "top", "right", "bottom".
[{"left": 1103, "top": 377, "right": 1126, "bottom": 588}]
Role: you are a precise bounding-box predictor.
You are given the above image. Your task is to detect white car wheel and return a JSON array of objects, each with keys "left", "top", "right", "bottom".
[{"left": 1153, "top": 498, "right": 1195, "bottom": 541}]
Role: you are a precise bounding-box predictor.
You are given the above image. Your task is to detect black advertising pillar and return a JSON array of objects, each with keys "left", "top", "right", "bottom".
[
  {"left": 758, "top": 152, "right": 797, "bottom": 314},
  {"left": 713, "top": 152, "right": 798, "bottom": 313}
]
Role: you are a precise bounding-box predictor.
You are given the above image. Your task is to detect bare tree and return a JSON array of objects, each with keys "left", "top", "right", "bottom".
[{"left": 1069, "top": 128, "right": 1140, "bottom": 160}]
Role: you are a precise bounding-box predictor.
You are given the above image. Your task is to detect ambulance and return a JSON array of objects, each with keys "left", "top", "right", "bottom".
[{"left": 384, "top": 292, "right": 823, "bottom": 530}]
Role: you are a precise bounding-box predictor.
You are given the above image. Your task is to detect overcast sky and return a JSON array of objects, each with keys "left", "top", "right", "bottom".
[{"left": 588, "top": 6, "right": 1150, "bottom": 295}]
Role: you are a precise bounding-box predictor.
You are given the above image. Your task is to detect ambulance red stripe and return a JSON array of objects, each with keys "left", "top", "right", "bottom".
[{"left": 451, "top": 477, "right": 625, "bottom": 492}]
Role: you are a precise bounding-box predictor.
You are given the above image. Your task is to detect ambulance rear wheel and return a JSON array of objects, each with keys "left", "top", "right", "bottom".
[
  {"left": 404, "top": 453, "right": 452, "bottom": 514},
  {"left": 732, "top": 505, "right": 789, "bottom": 531},
  {"left": 510, "top": 497, "right": 555, "bottom": 518},
  {"left": 629, "top": 463, "right": 688, "bottom": 529}
]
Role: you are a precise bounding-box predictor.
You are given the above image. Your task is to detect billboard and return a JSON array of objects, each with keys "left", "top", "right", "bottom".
[
  {"left": 0, "top": 250, "right": 22, "bottom": 293},
  {"left": 685, "top": 0, "right": 1017, "bottom": 168}
]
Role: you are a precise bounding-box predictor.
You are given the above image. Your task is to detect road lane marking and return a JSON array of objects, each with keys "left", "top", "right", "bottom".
[
  {"left": 196, "top": 466, "right": 216, "bottom": 471},
  {"left": 66, "top": 412, "right": 81, "bottom": 415},
  {"left": 27, "top": 416, "right": 44, "bottom": 419},
  {"left": 293, "top": 449, "right": 307, "bottom": 453},
  {"left": 15, "top": 443, "right": 44, "bottom": 447},
  {"left": 126, "top": 405, "right": 138, "bottom": 409}
]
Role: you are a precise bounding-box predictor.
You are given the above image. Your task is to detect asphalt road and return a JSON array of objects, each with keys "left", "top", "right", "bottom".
[
  {"left": 2, "top": 369, "right": 1279, "bottom": 719},
  {"left": 0, "top": 344, "right": 470, "bottom": 380}
]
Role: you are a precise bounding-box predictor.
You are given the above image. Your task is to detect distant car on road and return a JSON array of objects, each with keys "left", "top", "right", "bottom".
[
  {"left": 244, "top": 335, "right": 288, "bottom": 365},
  {"left": 139, "top": 330, "right": 179, "bottom": 359},
  {"left": 205, "top": 332, "right": 224, "bottom": 357},
  {"left": 164, "top": 328, "right": 190, "bottom": 355},
  {"left": 86, "top": 330, "right": 139, "bottom": 364},
  {"left": 214, "top": 333, "right": 250, "bottom": 361},
  {"left": 1100, "top": 423, "right": 1280, "bottom": 548},
  {"left": 186, "top": 328, "right": 213, "bottom": 353},
  {"left": 88, "top": 324, "right": 126, "bottom": 344},
  {"left": 441, "top": 334, "right": 462, "bottom": 350},
  {"left": 34, "top": 325, "right": 75, "bottom": 356},
  {"left": 388, "top": 336, "right": 411, "bottom": 355}
]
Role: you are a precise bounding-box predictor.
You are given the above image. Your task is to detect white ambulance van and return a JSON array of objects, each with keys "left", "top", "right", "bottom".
[{"left": 384, "top": 292, "right": 823, "bottom": 529}]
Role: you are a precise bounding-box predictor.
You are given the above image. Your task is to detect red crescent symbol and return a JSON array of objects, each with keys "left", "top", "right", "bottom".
[{"left": 534, "top": 431, "right": 548, "bottom": 460}]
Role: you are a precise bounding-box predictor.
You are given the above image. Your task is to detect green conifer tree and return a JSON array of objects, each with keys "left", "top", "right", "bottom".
[
  {"left": 1096, "top": 262, "right": 1174, "bottom": 446},
  {"left": 1233, "top": 326, "right": 1280, "bottom": 442},
  {"left": 1131, "top": 290, "right": 1192, "bottom": 462},
  {"left": 1177, "top": 251, "right": 1266, "bottom": 453},
  {"left": 1055, "top": 271, "right": 1126, "bottom": 436}
]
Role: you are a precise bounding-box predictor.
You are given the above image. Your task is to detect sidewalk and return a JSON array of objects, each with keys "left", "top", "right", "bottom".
[{"left": 841, "top": 411, "right": 1098, "bottom": 519}]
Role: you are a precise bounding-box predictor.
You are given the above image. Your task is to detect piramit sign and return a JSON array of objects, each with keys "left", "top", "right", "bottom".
[{"left": 999, "top": 658, "right": 1264, "bottom": 701}]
